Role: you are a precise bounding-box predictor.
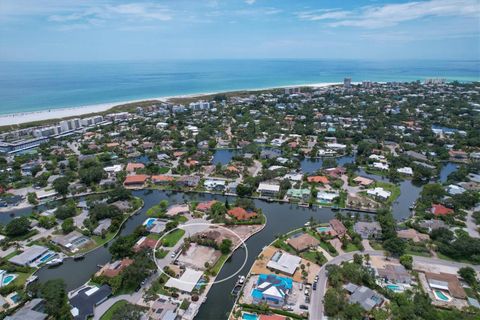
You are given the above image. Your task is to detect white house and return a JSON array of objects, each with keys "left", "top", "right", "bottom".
[
  {"left": 397, "top": 167, "right": 413, "bottom": 175},
  {"left": 372, "top": 162, "right": 389, "bottom": 171},
  {"left": 367, "top": 187, "right": 391, "bottom": 200}
]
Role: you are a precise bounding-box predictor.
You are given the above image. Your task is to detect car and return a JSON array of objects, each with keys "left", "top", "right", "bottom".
[
  {"left": 314, "top": 275, "right": 319, "bottom": 281},
  {"left": 312, "top": 283, "right": 317, "bottom": 290},
  {"left": 304, "top": 289, "right": 309, "bottom": 296},
  {"left": 300, "top": 304, "right": 308, "bottom": 310}
]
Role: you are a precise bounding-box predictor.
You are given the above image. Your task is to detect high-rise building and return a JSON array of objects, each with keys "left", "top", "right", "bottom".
[{"left": 344, "top": 78, "right": 352, "bottom": 88}]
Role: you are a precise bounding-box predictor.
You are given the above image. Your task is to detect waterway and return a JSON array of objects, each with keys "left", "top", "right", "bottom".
[{"left": 19, "top": 152, "right": 460, "bottom": 319}]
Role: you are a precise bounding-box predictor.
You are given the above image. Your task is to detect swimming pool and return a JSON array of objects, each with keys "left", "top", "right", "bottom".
[
  {"left": 39, "top": 253, "right": 54, "bottom": 263},
  {"left": 386, "top": 284, "right": 401, "bottom": 292},
  {"left": 317, "top": 226, "right": 331, "bottom": 233},
  {"left": 242, "top": 313, "right": 259, "bottom": 320},
  {"left": 143, "top": 218, "right": 157, "bottom": 229},
  {"left": 2, "top": 275, "right": 16, "bottom": 286},
  {"left": 434, "top": 290, "right": 451, "bottom": 301},
  {"left": 9, "top": 292, "right": 21, "bottom": 303}
]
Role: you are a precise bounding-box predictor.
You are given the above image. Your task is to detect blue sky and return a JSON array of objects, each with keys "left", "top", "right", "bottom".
[{"left": 0, "top": 0, "right": 478, "bottom": 61}]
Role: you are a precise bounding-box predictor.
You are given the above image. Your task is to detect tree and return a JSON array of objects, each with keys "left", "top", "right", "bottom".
[
  {"left": 53, "top": 177, "right": 70, "bottom": 197},
  {"left": 38, "top": 216, "right": 56, "bottom": 229},
  {"left": 220, "top": 238, "right": 232, "bottom": 254},
  {"left": 39, "top": 279, "right": 72, "bottom": 319},
  {"left": 353, "top": 253, "right": 363, "bottom": 265},
  {"left": 55, "top": 204, "right": 77, "bottom": 220},
  {"left": 5, "top": 216, "right": 30, "bottom": 237},
  {"left": 399, "top": 254, "right": 413, "bottom": 270},
  {"left": 458, "top": 266, "right": 477, "bottom": 287},
  {"left": 383, "top": 237, "right": 406, "bottom": 256},
  {"left": 27, "top": 192, "right": 38, "bottom": 205},
  {"left": 61, "top": 218, "right": 74, "bottom": 234},
  {"left": 324, "top": 288, "right": 344, "bottom": 316},
  {"left": 111, "top": 303, "right": 143, "bottom": 320}
]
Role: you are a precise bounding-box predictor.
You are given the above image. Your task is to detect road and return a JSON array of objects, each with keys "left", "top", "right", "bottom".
[
  {"left": 465, "top": 210, "right": 480, "bottom": 238},
  {"left": 309, "top": 250, "right": 480, "bottom": 320}
]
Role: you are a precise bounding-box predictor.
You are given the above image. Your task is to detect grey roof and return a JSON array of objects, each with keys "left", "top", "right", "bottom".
[
  {"left": 9, "top": 245, "right": 49, "bottom": 266},
  {"left": 70, "top": 285, "right": 112, "bottom": 320},
  {"left": 343, "top": 283, "right": 384, "bottom": 311},
  {"left": 468, "top": 297, "right": 480, "bottom": 308},
  {"left": 5, "top": 299, "right": 47, "bottom": 320}
]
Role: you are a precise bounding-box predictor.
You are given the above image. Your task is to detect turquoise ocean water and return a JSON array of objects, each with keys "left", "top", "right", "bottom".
[{"left": 0, "top": 59, "right": 478, "bottom": 114}]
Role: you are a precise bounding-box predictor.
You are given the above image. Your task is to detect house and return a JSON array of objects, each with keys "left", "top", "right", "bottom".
[
  {"left": 259, "top": 315, "right": 287, "bottom": 320},
  {"left": 227, "top": 207, "right": 257, "bottom": 221},
  {"left": 286, "top": 188, "right": 310, "bottom": 201},
  {"left": 376, "top": 264, "right": 412, "bottom": 284},
  {"left": 425, "top": 272, "right": 467, "bottom": 299},
  {"left": 133, "top": 236, "right": 158, "bottom": 252},
  {"left": 204, "top": 179, "right": 226, "bottom": 191},
  {"left": 257, "top": 183, "right": 280, "bottom": 198},
  {"left": 96, "top": 258, "right": 134, "bottom": 278},
  {"left": 165, "top": 268, "right": 203, "bottom": 293},
  {"left": 251, "top": 274, "right": 293, "bottom": 306},
  {"left": 286, "top": 232, "right": 320, "bottom": 252},
  {"left": 367, "top": 187, "right": 391, "bottom": 200},
  {"left": 405, "top": 150, "right": 428, "bottom": 162},
  {"left": 449, "top": 150, "right": 468, "bottom": 161},
  {"left": 397, "top": 228, "right": 430, "bottom": 243},
  {"left": 196, "top": 200, "right": 218, "bottom": 212},
  {"left": 324, "top": 167, "right": 346, "bottom": 178},
  {"left": 148, "top": 298, "right": 179, "bottom": 320},
  {"left": 5, "top": 298, "right": 47, "bottom": 320},
  {"left": 430, "top": 204, "right": 454, "bottom": 216},
  {"left": 123, "top": 174, "right": 149, "bottom": 188},
  {"left": 446, "top": 184, "right": 466, "bottom": 195},
  {"left": 419, "top": 219, "right": 447, "bottom": 232},
  {"left": 51, "top": 231, "right": 92, "bottom": 253},
  {"left": 9, "top": 245, "right": 50, "bottom": 267},
  {"left": 329, "top": 219, "right": 348, "bottom": 238},
  {"left": 343, "top": 283, "right": 384, "bottom": 311},
  {"left": 166, "top": 204, "right": 190, "bottom": 217},
  {"left": 93, "top": 219, "right": 111, "bottom": 236},
  {"left": 260, "top": 149, "right": 281, "bottom": 160},
  {"left": 397, "top": 167, "right": 413, "bottom": 175},
  {"left": 353, "top": 176, "right": 374, "bottom": 187},
  {"left": 125, "top": 162, "right": 145, "bottom": 172},
  {"left": 69, "top": 285, "right": 112, "bottom": 320},
  {"left": 354, "top": 221, "right": 382, "bottom": 239},
  {"left": 371, "top": 162, "right": 389, "bottom": 171},
  {"left": 317, "top": 191, "right": 339, "bottom": 203},
  {"left": 307, "top": 176, "right": 329, "bottom": 184},
  {"left": 177, "top": 175, "right": 200, "bottom": 187},
  {"left": 151, "top": 175, "right": 175, "bottom": 184},
  {"left": 267, "top": 251, "right": 301, "bottom": 276}
]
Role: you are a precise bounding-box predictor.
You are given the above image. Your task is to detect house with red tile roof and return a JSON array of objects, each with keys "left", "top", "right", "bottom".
[
  {"left": 151, "top": 175, "right": 175, "bottom": 184},
  {"left": 123, "top": 174, "right": 149, "bottom": 188},
  {"left": 431, "top": 204, "right": 454, "bottom": 216},
  {"left": 227, "top": 207, "right": 257, "bottom": 220},
  {"left": 133, "top": 236, "right": 157, "bottom": 252},
  {"left": 307, "top": 176, "right": 329, "bottom": 184},
  {"left": 96, "top": 258, "right": 134, "bottom": 278},
  {"left": 196, "top": 200, "right": 218, "bottom": 212},
  {"left": 259, "top": 315, "right": 286, "bottom": 320}
]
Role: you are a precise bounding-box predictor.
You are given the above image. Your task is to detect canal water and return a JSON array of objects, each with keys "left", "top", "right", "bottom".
[{"left": 11, "top": 150, "right": 459, "bottom": 319}]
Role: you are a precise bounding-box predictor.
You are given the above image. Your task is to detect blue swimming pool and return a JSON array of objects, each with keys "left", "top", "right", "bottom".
[
  {"left": 242, "top": 313, "right": 258, "bottom": 320},
  {"left": 39, "top": 253, "right": 54, "bottom": 263},
  {"left": 144, "top": 218, "right": 157, "bottom": 229},
  {"left": 2, "top": 275, "right": 16, "bottom": 286},
  {"left": 317, "top": 226, "right": 331, "bottom": 233},
  {"left": 10, "top": 293, "right": 21, "bottom": 303},
  {"left": 434, "top": 290, "right": 450, "bottom": 301},
  {"left": 386, "top": 284, "right": 401, "bottom": 292}
]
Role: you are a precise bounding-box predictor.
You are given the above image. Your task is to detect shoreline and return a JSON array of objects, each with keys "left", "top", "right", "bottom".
[{"left": 0, "top": 82, "right": 341, "bottom": 126}]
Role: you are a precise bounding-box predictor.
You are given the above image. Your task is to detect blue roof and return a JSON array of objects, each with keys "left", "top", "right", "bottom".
[{"left": 251, "top": 274, "right": 293, "bottom": 300}]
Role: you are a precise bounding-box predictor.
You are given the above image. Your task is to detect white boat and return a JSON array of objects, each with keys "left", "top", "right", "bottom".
[{"left": 46, "top": 258, "right": 63, "bottom": 267}]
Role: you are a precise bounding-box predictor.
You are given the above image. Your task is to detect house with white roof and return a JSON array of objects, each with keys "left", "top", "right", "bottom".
[
  {"left": 266, "top": 251, "right": 301, "bottom": 276},
  {"left": 257, "top": 182, "right": 280, "bottom": 198},
  {"left": 367, "top": 187, "right": 391, "bottom": 200},
  {"left": 397, "top": 167, "right": 413, "bottom": 175}
]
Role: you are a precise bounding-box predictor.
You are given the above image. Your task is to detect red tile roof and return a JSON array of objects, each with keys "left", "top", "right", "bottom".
[
  {"left": 151, "top": 175, "right": 175, "bottom": 183},
  {"left": 259, "top": 315, "right": 286, "bottom": 320},
  {"left": 307, "top": 176, "right": 329, "bottom": 184},
  {"left": 196, "top": 200, "right": 218, "bottom": 212},
  {"left": 124, "top": 174, "right": 149, "bottom": 185},
  {"left": 431, "top": 204, "right": 454, "bottom": 216},
  {"left": 227, "top": 207, "right": 257, "bottom": 220},
  {"left": 126, "top": 162, "right": 145, "bottom": 172},
  {"left": 101, "top": 258, "right": 134, "bottom": 278}
]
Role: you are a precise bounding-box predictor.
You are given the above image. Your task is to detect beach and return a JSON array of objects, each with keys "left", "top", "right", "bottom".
[{"left": 0, "top": 82, "right": 339, "bottom": 126}]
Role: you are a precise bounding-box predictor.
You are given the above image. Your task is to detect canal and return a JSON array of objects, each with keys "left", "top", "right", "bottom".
[{"left": 15, "top": 153, "right": 460, "bottom": 319}]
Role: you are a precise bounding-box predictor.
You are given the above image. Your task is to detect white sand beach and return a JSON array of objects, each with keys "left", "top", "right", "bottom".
[{"left": 0, "top": 82, "right": 340, "bottom": 126}]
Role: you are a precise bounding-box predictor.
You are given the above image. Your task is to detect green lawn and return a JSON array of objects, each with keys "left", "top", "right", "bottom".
[
  {"left": 3, "top": 250, "right": 21, "bottom": 260},
  {"left": 210, "top": 253, "right": 229, "bottom": 275},
  {"left": 373, "top": 181, "right": 401, "bottom": 204},
  {"left": 300, "top": 250, "right": 327, "bottom": 265},
  {"left": 343, "top": 243, "right": 361, "bottom": 252},
  {"left": 319, "top": 241, "right": 338, "bottom": 256},
  {"left": 92, "top": 231, "right": 116, "bottom": 247},
  {"left": 100, "top": 300, "right": 129, "bottom": 320},
  {"left": 155, "top": 248, "right": 169, "bottom": 259},
  {"left": 162, "top": 229, "right": 185, "bottom": 247}
]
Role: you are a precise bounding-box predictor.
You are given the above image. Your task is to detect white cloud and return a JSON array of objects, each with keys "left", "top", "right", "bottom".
[
  {"left": 245, "top": 0, "right": 256, "bottom": 4},
  {"left": 298, "top": 0, "right": 480, "bottom": 28}
]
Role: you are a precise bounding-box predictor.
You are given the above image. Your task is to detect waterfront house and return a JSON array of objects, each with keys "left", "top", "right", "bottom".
[
  {"left": 133, "top": 236, "right": 158, "bottom": 252},
  {"left": 69, "top": 285, "right": 112, "bottom": 320},
  {"left": 196, "top": 200, "right": 218, "bottom": 212},
  {"left": 51, "top": 231, "right": 92, "bottom": 253},
  {"left": 227, "top": 207, "right": 257, "bottom": 221},
  {"left": 148, "top": 298, "right": 179, "bottom": 320},
  {"left": 286, "top": 188, "right": 310, "bottom": 201},
  {"left": 317, "top": 191, "right": 339, "bottom": 203},
  {"left": 257, "top": 182, "right": 280, "bottom": 198},
  {"left": 251, "top": 274, "right": 293, "bottom": 306},
  {"left": 123, "top": 174, "right": 149, "bottom": 188},
  {"left": 93, "top": 219, "right": 111, "bottom": 236},
  {"left": 165, "top": 268, "right": 203, "bottom": 293},
  {"left": 165, "top": 204, "right": 190, "bottom": 217},
  {"left": 8, "top": 245, "right": 50, "bottom": 267},
  {"left": 286, "top": 232, "right": 320, "bottom": 252},
  {"left": 366, "top": 187, "right": 391, "bottom": 201},
  {"left": 5, "top": 298, "right": 47, "bottom": 320},
  {"left": 266, "top": 251, "right": 301, "bottom": 276},
  {"left": 151, "top": 175, "right": 175, "bottom": 185},
  {"left": 96, "top": 258, "right": 134, "bottom": 278},
  {"left": 329, "top": 219, "right": 348, "bottom": 238}
]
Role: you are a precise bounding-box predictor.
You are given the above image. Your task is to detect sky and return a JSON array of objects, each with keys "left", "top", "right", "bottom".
[{"left": 0, "top": 0, "right": 479, "bottom": 61}]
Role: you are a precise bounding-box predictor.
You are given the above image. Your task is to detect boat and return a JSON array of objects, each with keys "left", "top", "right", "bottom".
[
  {"left": 304, "top": 221, "right": 311, "bottom": 226},
  {"left": 46, "top": 258, "right": 63, "bottom": 267},
  {"left": 26, "top": 275, "right": 38, "bottom": 285},
  {"left": 73, "top": 254, "right": 85, "bottom": 260},
  {"left": 231, "top": 275, "right": 246, "bottom": 296}
]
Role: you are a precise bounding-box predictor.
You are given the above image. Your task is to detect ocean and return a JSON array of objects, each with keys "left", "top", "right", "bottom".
[{"left": 0, "top": 59, "right": 478, "bottom": 115}]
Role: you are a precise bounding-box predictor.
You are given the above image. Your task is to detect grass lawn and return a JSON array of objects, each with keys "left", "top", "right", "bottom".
[
  {"left": 175, "top": 215, "right": 188, "bottom": 223},
  {"left": 11, "top": 271, "right": 33, "bottom": 288},
  {"left": 147, "top": 233, "right": 162, "bottom": 241},
  {"left": 162, "top": 229, "right": 185, "bottom": 247},
  {"left": 210, "top": 253, "right": 229, "bottom": 275},
  {"left": 92, "top": 231, "right": 116, "bottom": 247},
  {"left": 273, "top": 239, "right": 296, "bottom": 254},
  {"left": 319, "top": 241, "right": 338, "bottom": 256},
  {"left": 301, "top": 250, "right": 327, "bottom": 265},
  {"left": 373, "top": 181, "right": 401, "bottom": 204},
  {"left": 100, "top": 300, "right": 129, "bottom": 320},
  {"left": 370, "top": 241, "right": 384, "bottom": 250},
  {"left": 3, "top": 250, "right": 21, "bottom": 260},
  {"left": 343, "top": 243, "right": 360, "bottom": 252},
  {"left": 155, "top": 248, "right": 169, "bottom": 259}
]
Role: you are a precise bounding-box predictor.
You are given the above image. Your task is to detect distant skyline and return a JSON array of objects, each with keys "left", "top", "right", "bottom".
[{"left": 0, "top": 0, "right": 479, "bottom": 61}]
